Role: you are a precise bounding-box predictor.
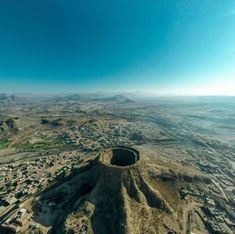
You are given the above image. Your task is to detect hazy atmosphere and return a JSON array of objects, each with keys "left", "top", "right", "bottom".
[{"left": 0, "top": 0, "right": 235, "bottom": 95}]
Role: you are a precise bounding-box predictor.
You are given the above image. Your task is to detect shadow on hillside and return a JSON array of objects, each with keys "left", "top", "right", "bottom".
[{"left": 31, "top": 158, "right": 97, "bottom": 233}]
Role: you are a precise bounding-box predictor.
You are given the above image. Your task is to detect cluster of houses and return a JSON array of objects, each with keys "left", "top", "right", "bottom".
[
  {"left": 2, "top": 208, "right": 32, "bottom": 233},
  {"left": 179, "top": 159, "right": 235, "bottom": 233},
  {"left": 60, "top": 121, "right": 142, "bottom": 152},
  {"left": 0, "top": 151, "right": 80, "bottom": 233}
]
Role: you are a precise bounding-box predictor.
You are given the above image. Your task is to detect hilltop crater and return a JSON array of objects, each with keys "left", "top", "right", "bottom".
[{"left": 100, "top": 147, "right": 139, "bottom": 167}]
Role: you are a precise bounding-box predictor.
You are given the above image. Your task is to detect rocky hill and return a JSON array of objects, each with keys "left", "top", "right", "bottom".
[{"left": 34, "top": 146, "right": 210, "bottom": 234}]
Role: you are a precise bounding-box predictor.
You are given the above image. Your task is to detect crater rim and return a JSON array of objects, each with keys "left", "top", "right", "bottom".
[{"left": 100, "top": 146, "right": 140, "bottom": 168}]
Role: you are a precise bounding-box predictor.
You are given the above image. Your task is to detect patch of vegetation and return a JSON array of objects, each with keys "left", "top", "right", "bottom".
[
  {"left": 40, "top": 118, "right": 64, "bottom": 127},
  {"left": 41, "top": 119, "right": 49, "bottom": 125},
  {"left": 14, "top": 138, "right": 78, "bottom": 153},
  {"left": 0, "top": 138, "right": 9, "bottom": 150}
]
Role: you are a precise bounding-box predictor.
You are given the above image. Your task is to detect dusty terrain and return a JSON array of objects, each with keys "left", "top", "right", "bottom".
[{"left": 0, "top": 94, "right": 235, "bottom": 234}]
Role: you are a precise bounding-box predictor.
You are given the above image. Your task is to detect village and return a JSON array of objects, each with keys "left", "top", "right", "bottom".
[{"left": 0, "top": 151, "right": 81, "bottom": 233}]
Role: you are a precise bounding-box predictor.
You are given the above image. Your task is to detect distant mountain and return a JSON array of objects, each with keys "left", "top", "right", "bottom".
[
  {"left": 0, "top": 93, "right": 28, "bottom": 105},
  {"left": 0, "top": 93, "right": 137, "bottom": 105},
  {"left": 91, "top": 95, "right": 135, "bottom": 104},
  {"left": 48, "top": 94, "right": 135, "bottom": 104},
  {"left": 51, "top": 94, "right": 82, "bottom": 102},
  {"left": 0, "top": 93, "right": 45, "bottom": 105}
]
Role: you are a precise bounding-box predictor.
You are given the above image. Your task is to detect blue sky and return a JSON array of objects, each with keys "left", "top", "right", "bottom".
[{"left": 0, "top": 0, "right": 235, "bottom": 95}]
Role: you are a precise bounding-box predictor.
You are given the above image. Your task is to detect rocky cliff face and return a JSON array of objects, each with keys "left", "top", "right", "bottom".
[{"left": 0, "top": 117, "right": 19, "bottom": 134}]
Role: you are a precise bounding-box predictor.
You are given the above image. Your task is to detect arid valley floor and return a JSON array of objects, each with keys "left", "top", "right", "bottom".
[{"left": 0, "top": 94, "right": 235, "bottom": 234}]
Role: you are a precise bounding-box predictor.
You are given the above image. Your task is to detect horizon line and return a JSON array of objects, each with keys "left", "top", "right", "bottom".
[{"left": 0, "top": 91, "right": 235, "bottom": 98}]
